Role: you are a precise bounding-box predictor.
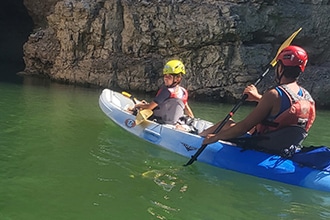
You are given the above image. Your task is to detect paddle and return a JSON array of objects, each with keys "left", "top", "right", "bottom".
[
  {"left": 122, "top": 91, "right": 137, "bottom": 104},
  {"left": 184, "top": 27, "right": 302, "bottom": 166},
  {"left": 135, "top": 109, "right": 153, "bottom": 125},
  {"left": 121, "top": 91, "right": 153, "bottom": 125}
]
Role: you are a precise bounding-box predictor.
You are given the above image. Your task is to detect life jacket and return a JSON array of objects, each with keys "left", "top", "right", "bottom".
[
  {"left": 167, "top": 86, "right": 188, "bottom": 105},
  {"left": 152, "top": 86, "right": 189, "bottom": 124},
  {"left": 256, "top": 85, "right": 315, "bottom": 134}
]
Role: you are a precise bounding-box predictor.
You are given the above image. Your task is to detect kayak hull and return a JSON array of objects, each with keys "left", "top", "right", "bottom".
[{"left": 99, "top": 89, "right": 330, "bottom": 192}]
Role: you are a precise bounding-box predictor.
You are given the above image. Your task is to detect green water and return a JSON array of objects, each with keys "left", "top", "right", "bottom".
[{"left": 1, "top": 77, "right": 330, "bottom": 220}]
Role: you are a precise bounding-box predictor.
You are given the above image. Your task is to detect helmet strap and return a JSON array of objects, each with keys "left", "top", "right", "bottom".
[
  {"left": 275, "top": 62, "right": 286, "bottom": 85},
  {"left": 167, "top": 75, "right": 181, "bottom": 87},
  {"left": 277, "top": 73, "right": 284, "bottom": 85}
]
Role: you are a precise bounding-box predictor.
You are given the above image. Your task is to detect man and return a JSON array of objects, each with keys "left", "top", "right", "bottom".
[
  {"left": 133, "top": 59, "right": 194, "bottom": 125},
  {"left": 201, "top": 45, "right": 315, "bottom": 153}
]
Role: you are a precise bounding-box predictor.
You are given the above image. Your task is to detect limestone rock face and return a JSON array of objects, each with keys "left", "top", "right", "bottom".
[{"left": 22, "top": 0, "right": 330, "bottom": 106}]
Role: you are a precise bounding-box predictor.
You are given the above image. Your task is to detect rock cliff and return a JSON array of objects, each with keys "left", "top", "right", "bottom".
[{"left": 22, "top": 0, "right": 330, "bottom": 107}]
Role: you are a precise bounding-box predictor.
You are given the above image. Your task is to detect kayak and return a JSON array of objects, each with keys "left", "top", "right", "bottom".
[{"left": 98, "top": 88, "right": 330, "bottom": 192}]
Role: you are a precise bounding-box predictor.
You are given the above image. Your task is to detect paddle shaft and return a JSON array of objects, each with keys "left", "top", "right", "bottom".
[{"left": 184, "top": 67, "right": 270, "bottom": 166}]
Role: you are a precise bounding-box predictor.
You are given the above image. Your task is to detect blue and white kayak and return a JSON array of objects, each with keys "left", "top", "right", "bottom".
[{"left": 98, "top": 88, "right": 330, "bottom": 192}]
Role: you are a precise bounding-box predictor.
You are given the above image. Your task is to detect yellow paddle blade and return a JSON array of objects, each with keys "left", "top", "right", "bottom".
[
  {"left": 135, "top": 109, "right": 153, "bottom": 125},
  {"left": 122, "top": 91, "right": 132, "bottom": 98},
  {"left": 270, "top": 27, "right": 302, "bottom": 67},
  {"left": 122, "top": 91, "right": 138, "bottom": 104}
]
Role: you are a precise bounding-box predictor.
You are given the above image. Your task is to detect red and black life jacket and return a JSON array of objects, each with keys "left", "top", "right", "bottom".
[{"left": 256, "top": 85, "right": 315, "bottom": 134}]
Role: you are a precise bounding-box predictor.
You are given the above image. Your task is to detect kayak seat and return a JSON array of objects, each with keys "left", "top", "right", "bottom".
[
  {"left": 176, "top": 116, "right": 214, "bottom": 134},
  {"left": 255, "top": 125, "right": 307, "bottom": 151},
  {"left": 229, "top": 125, "right": 308, "bottom": 155}
]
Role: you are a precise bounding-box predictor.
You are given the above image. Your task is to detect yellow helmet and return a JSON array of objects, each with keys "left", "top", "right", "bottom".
[{"left": 163, "top": 60, "right": 186, "bottom": 75}]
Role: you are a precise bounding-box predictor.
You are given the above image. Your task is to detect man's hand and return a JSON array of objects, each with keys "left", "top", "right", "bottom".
[{"left": 244, "top": 84, "right": 262, "bottom": 102}]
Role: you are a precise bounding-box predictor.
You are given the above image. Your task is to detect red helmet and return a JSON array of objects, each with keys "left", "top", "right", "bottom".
[{"left": 277, "top": 45, "right": 308, "bottom": 72}]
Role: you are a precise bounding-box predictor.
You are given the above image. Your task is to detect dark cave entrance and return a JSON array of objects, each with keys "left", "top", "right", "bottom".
[{"left": 0, "top": 0, "right": 33, "bottom": 83}]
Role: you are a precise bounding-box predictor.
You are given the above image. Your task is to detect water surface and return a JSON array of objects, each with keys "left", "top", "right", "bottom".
[{"left": 1, "top": 78, "right": 330, "bottom": 220}]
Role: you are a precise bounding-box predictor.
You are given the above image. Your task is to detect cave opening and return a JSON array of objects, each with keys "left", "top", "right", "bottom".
[{"left": 0, "top": 0, "right": 33, "bottom": 83}]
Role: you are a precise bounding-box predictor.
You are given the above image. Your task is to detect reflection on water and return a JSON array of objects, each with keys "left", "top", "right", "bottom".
[
  {"left": 255, "top": 182, "right": 330, "bottom": 219},
  {"left": 142, "top": 169, "right": 188, "bottom": 193},
  {"left": 142, "top": 169, "right": 190, "bottom": 219},
  {"left": 142, "top": 168, "right": 188, "bottom": 219}
]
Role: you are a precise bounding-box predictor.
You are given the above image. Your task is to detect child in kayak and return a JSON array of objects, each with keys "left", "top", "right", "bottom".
[{"left": 132, "top": 59, "right": 194, "bottom": 125}]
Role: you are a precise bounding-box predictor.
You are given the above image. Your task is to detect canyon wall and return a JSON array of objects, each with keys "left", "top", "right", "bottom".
[{"left": 22, "top": 0, "right": 330, "bottom": 106}]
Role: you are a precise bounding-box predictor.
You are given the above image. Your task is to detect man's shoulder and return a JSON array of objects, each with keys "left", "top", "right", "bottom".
[{"left": 263, "top": 88, "right": 279, "bottom": 98}]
